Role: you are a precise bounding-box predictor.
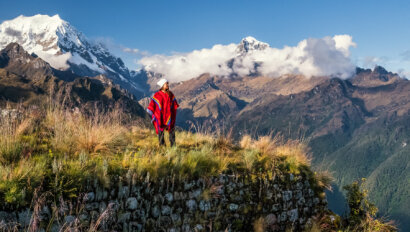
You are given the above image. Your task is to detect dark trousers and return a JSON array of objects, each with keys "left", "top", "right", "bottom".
[{"left": 158, "top": 127, "right": 175, "bottom": 146}]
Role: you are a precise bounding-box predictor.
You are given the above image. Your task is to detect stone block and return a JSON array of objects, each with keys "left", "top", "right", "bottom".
[
  {"left": 186, "top": 199, "right": 197, "bottom": 211},
  {"left": 229, "top": 203, "right": 239, "bottom": 211},
  {"left": 165, "top": 192, "right": 173, "bottom": 203},
  {"left": 151, "top": 205, "right": 160, "bottom": 218},
  {"left": 199, "top": 200, "right": 211, "bottom": 211},
  {"left": 171, "top": 213, "right": 181, "bottom": 224},
  {"left": 126, "top": 197, "right": 138, "bottom": 210},
  {"left": 161, "top": 205, "right": 172, "bottom": 215},
  {"left": 282, "top": 191, "right": 292, "bottom": 201},
  {"left": 85, "top": 192, "right": 95, "bottom": 202},
  {"left": 287, "top": 209, "right": 298, "bottom": 222}
]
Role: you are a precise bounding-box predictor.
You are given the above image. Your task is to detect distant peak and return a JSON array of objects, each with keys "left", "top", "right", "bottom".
[
  {"left": 2, "top": 42, "right": 27, "bottom": 55},
  {"left": 0, "top": 13, "right": 85, "bottom": 49},
  {"left": 52, "top": 14, "right": 62, "bottom": 19},
  {"left": 241, "top": 36, "right": 259, "bottom": 43},
  {"left": 0, "top": 42, "right": 37, "bottom": 64},
  {"left": 237, "top": 36, "right": 269, "bottom": 53},
  {"left": 373, "top": 65, "right": 389, "bottom": 75},
  {"left": 3, "top": 42, "right": 22, "bottom": 49},
  {"left": 12, "top": 14, "right": 66, "bottom": 25}
]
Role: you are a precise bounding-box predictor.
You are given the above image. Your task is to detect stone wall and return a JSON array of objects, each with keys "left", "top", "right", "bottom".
[{"left": 0, "top": 172, "right": 327, "bottom": 231}]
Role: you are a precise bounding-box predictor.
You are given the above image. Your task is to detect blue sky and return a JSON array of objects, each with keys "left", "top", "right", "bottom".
[{"left": 1, "top": 0, "right": 410, "bottom": 74}]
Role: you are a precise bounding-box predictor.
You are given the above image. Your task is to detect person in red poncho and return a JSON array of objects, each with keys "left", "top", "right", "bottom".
[{"left": 146, "top": 78, "right": 179, "bottom": 146}]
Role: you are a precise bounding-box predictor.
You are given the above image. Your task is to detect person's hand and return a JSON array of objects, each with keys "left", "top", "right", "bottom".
[{"left": 146, "top": 109, "right": 153, "bottom": 116}]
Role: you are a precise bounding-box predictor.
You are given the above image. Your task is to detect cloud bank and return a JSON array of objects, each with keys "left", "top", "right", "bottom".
[{"left": 138, "top": 35, "right": 356, "bottom": 82}]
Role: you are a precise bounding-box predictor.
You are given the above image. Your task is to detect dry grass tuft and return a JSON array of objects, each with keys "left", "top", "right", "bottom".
[
  {"left": 239, "top": 134, "right": 252, "bottom": 149},
  {"left": 314, "top": 170, "right": 334, "bottom": 191},
  {"left": 238, "top": 134, "right": 311, "bottom": 172},
  {"left": 274, "top": 140, "right": 311, "bottom": 167},
  {"left": 46, "top": 108, "right": 128, "bottom": 155},
  {"left": 0, "top": 111, "right": 26, "bottom": 165},
  {"left": 253, "top": 136, "right": 276, "bottom": 155}
]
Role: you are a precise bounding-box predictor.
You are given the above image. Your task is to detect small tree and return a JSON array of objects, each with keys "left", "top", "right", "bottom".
[
  {"left": 343, "top": 178, "right": 396, "bottom": 232},
  {"left": 343, "top": 178, "right": 377, "bottom": 225}
]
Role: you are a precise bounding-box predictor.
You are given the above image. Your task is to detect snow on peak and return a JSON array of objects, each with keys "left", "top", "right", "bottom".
[
  {"left": 241, "top": 36, "right": 261, "bottom": 44},
  {"left": 0, "top": 14, "right": 87, "bottom": 69},
  {"left": 237, "top": 36, "right": 269, "bottom": 53},
  {"left": 0, "top": 14, "right": 144, "bottom": 97},
  {"left": 140, "top": 35, "right": 356, "bottom": 82}
]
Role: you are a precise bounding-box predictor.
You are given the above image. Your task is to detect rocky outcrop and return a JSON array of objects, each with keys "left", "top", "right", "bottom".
[{"left": 0, "top": 43, "right": 148, "bottom": 120}]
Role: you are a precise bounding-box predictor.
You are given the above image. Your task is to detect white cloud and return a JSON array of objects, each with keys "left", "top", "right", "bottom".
[
  {"left": 139, "top": 44, "right": 237, "bottom": 81},
  {"left": 397, "top": 69, "right": 410, "bottom": 79},
  {"left": 122, "top": 47, "right": 149, "bottom": 56},
  {"left": 138, "top": 35, "right": 357, "bottom": 82},
  {"left": 333, "top": 34, "right": 356, "bottom": 56},
  {"left": 362, "top": 56, "right": 389, "bottom": 68},
  {"left": 123, "top": 47, "right": 140, "bottom": 53},
  {"left": 399, "top": 50, "right": 410, "bottom": 61},
  {"left": 34, "top": 50, "right": 72, "bottom": 70}
]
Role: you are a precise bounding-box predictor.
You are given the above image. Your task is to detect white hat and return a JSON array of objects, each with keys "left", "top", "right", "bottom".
[{"left": 157, "top": 78, "right": 168, "bottom": 88}]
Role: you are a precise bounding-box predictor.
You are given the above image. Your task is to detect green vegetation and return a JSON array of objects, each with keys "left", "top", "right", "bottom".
[
  {"left": 304, "top": 178, "right": 397, "bottom": 232},
  {"left": 0, "top": 105, "right": 325, "bottom": 210},
  {"left": 311, "top": 115, "right": 410, "bottom": 231}
]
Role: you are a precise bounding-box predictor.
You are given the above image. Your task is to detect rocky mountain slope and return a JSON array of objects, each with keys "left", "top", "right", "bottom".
[
  {"left": 0, "top": 14, "right": 149, "bottom": 99},
  {"left": 0, "top": 42, "right": 147, "bottom": 119}
]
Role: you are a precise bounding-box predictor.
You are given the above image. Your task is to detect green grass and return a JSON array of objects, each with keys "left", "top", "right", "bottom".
[{"left": 0, "top": 106, "right": 321, "bottom": 210}]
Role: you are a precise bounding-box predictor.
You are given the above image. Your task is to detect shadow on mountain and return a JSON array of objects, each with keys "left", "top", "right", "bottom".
[{"left": 0, "top": 84, "right": 32, "bottom": 102}]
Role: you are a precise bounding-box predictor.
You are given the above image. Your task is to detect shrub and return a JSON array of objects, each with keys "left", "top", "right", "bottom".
[{"left": 343, "top": 178, "right": 397, "bottom": 232}]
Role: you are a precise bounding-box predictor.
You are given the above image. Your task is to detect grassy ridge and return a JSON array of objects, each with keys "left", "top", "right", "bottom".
[{"left": 0, "top": 105, "right": 322, "bottom": 210}]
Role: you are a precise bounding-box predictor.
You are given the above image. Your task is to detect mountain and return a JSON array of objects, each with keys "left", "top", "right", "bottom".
[
  {"left": 236, "top": 36, "right": 269, "bottom": 54},
  {"left": 167, "top": 74, "right": 326, "bottom": 131},
  {"left": 0, "top": 14, "right": 407, "bottom": 229},
  {"left": 0, "top": 14, "right": 149, "bottom": 99},
  {"left": 0, "top": 42, "right": 148, "bottom": 120},
  {"left": 169, "top": 69, "right": 410, "bottom": 231}
]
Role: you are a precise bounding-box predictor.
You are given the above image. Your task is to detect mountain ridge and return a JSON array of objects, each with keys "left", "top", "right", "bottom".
[
  {"left": 0, "top": 42, "right": 148, "bottom": 121},
  {"left": 165, "top": 69, "right": 409, "bottom": 231},
  {"left": 0, "top": 14, "right": 148, "bottom": 98}
]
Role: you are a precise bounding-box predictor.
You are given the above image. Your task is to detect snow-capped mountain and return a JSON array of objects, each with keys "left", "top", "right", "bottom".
[
  {"left": 139, "top": 34, "right": 356, "bottom": 83},
  {"left": 139, "top": 36, "right": 274, "bottom": 84},
  {"left": 227, "top": 36, "right": 270, "bottom": 76},
  {"left": 236, "top": 36, "right": 269, "bottom": 54},
  {"left": 0, "top": 14, "right": 147, "bottom": 98}
]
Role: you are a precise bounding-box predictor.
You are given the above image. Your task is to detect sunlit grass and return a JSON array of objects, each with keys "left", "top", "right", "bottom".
[
  {"left": 46, "top": 108, "right": 129, "bottom": 155},
  {"left": 0, "top": 106, "right": 321, "bottom": 210}
]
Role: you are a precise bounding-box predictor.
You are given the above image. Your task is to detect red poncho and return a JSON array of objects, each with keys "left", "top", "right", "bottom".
[{"left": 147, "top": 90, "right": 179, "bottom": 134}]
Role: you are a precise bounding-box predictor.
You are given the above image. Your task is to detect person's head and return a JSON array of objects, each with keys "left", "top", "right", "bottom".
[
  {"left": 162, "top": 82, "right": 169, "bottom": 91},
  {"left": 157, "top": 78, "right": 169, "bottom": 92}
]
